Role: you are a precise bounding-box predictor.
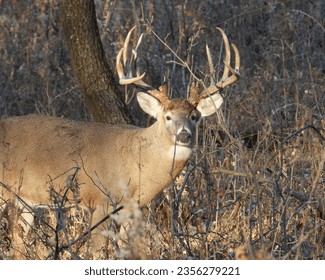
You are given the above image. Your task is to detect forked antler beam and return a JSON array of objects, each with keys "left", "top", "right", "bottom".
[
  {"left": 189, "top": 28, "right": 240, "bottom": 105},
  {"left": 116, "top": 28, "right": 146, "bottom": 87},
  {"left": 116, "top": 27, "right": 169, "bottom": 104}
]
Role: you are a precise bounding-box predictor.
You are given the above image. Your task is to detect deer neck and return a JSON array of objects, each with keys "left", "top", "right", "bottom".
[
  {"left": 140, "top": 120, "right": 192, "bottom": 174},
  {"left": 125, "top": 121, "right": 192, "bottom": 206}
]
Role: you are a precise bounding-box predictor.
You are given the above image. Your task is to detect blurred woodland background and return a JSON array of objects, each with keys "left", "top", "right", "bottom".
[{"left": 0, "top": 0, "right": 324, "bottom": 259}]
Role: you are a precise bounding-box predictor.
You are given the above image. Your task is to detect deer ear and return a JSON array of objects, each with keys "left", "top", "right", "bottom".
[
  {"left": 196, "top": 93, "right": 224, "bottom": 117},
  {"left": 137, "top": 92, "right": 163, "bottom": 118}
]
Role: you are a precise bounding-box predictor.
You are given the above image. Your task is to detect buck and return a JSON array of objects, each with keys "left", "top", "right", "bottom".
[{"left": 0, "top": 27, "right": 240, "bottom": 259}]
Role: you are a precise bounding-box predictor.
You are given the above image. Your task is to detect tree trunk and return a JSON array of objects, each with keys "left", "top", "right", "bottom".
[{"left": 59, "top": 0, "right": 133, "bottom": 125}]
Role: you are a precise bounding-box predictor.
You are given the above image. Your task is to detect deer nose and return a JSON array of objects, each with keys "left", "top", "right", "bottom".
[{"left": 176, "top": 129, "right": 191, "bottom": 144}]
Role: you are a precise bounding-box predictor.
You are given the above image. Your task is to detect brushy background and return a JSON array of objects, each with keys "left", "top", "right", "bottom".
[{"left": 0, "top": 0, "right": 324, "bottom": 260}]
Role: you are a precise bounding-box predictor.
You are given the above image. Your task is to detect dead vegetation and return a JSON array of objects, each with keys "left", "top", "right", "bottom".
[{"left": 0, "top": 0, "right": 324, "bottom": 259}]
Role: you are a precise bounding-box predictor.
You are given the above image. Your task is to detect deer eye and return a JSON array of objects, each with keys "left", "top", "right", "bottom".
[{"left": 190, "top": 114, "right": 197, "bottom": 122}]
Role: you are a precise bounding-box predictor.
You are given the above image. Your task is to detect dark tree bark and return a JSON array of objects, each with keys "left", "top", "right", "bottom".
[{"left": 59, "top": 0, "right": 133, "bottom": 125}]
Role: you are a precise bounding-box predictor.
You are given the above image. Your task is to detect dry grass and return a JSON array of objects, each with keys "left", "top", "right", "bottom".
[{"left": 0, "top": 0, "right": 324, "bottom": 259}]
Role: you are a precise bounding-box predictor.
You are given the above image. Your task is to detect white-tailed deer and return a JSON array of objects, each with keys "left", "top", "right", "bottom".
[{"left": 0, "top": 27, "right": 240, "bottom": 259}]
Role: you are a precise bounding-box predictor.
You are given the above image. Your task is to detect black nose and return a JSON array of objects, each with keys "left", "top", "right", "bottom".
[{"left": 176, "top": 130, "right": 191, "bottom": 144}]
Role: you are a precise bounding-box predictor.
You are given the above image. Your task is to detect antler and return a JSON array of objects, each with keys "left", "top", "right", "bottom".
[
  {"left": 188, "top": 28, "right": 241, "bottom": 106},
  {"left": 116, "top": 27, "right": 169, "bottom": 105},
  {"left": 117, "top": 27, "right": 240, "bottom": 107}
]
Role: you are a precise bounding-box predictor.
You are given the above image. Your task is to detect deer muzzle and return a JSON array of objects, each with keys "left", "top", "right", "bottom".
[{"left": 176, "top": 129, "right": 192, "bottom": 145}]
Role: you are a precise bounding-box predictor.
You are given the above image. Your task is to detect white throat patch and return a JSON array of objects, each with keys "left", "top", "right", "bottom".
[{"left": 168, "top": 145, "right": 192, "bottom": 161}]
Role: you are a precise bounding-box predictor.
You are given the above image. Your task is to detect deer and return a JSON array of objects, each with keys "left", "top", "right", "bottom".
[{"left": 0, "top": 27, "right": 240, "bottom": 259}]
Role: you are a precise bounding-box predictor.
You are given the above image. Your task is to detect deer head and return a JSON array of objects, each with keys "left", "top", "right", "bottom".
[{"left": 116, "top": 26, "right": 240, "bottom": 155}]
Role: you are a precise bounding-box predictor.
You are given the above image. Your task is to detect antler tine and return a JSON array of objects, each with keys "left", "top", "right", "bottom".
[
  {"left": 217, "top": 27, "right": 231, "bottom": 83},
  {"left": 206, "top": 44, "right": 215, "bottom": 87},
  {"left": 197, "top": 28, "right": 240, "bottom": 101},
  {"left": 122, "top": 26, "right": 135, "bottom": 66},
  {"left": 231, "top": 43, "right": 240, "bottom": 72},
  {"left": 116, "top": 27, "right": 169, "bottom": 104}
]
